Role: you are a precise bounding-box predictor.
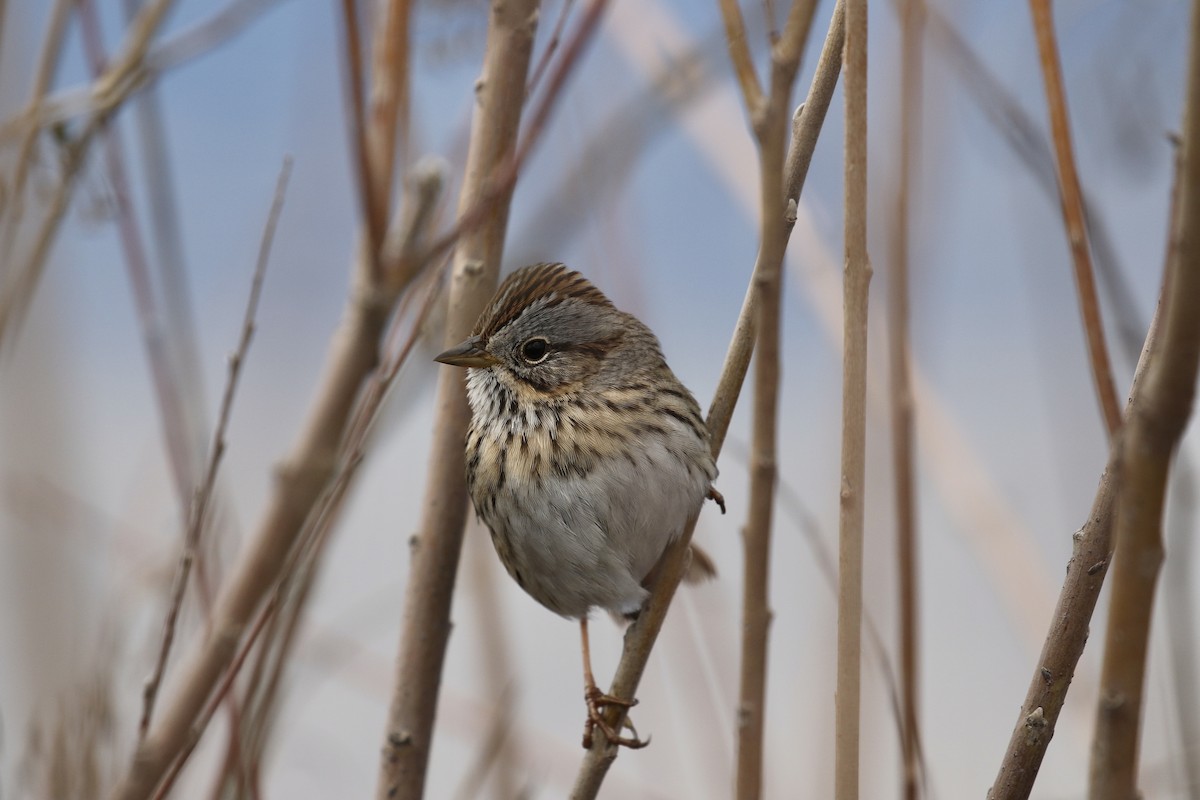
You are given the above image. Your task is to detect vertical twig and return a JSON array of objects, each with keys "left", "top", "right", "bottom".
[
  {"left": 77, "top": 0, "right": 201, "bottom": 519},
  {"left": 731, "top": 3, "right": 820, "bottom": 799},
  {"left": 0, "top": 0, "right": 72, "bottom": 266},
  {"left": 1087, "top": 0, "right": 1200, "bottom": 794},
  {"left": 891, "top": 0, "right": 923, "bottom": 797},
  {"left": 0, "top": 0, "right": 180, "bottom": 348},
  {"left": 338, "top": 0, "right": 384, "bottom": 278},
  {"left": 836, "top": 0, "right": 870, "bottom": 797},
  {"left": 373, "top": 2, "right": 542, "bottom": 797},
  {"left": 706, "top": 0, "right": 846, "bottom": 456},
  {"left": 122, "top": 0, "right": 213, "bottom": 486},
  {"left": 717, "top": 0, "right": 765, "bottom": 117},
  {"left": 1027, "top": 0, "right": 1122, "bottom": 437},
  {"left": 366, "top": 0, "right": 413, "bottom": 216}
]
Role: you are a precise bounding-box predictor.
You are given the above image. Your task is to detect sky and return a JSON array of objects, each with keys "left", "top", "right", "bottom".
[{"left": 1, "top": 0, "right": 1197, "bottom": 798}]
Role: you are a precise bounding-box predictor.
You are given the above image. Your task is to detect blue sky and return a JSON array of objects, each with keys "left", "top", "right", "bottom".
[{"left": 1, "top": 0, "right": 1196, "bottom": 797}]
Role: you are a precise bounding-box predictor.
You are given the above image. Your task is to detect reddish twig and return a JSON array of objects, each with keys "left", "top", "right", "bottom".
[{"left": 1027, "top": 0, "right": 1122, "bottom": 437}]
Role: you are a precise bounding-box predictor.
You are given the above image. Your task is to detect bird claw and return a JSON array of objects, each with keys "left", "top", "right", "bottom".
[
  {"left": 582, "top": 687, "right": 649, "bottom": 749},
  {"left": 707, "top": 486, "right": 726, "bottom": 514}
]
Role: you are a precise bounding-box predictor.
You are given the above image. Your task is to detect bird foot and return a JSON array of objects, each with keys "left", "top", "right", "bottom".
[
  {"left": 582, "top": 686, "right": 649, "bottom": 749},
  {"left": 707, "top": 486, "right": 726, "bottom": 514}
]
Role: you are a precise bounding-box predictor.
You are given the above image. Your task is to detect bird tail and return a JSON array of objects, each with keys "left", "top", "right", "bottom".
[{"left": 683, "top": 543, "right": 717, "bottom": 583}]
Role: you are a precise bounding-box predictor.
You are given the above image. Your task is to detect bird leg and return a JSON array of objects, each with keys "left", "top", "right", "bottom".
[
  {"left": 579, "top": 617, "right": 649, "bottom": 749},
  {"left": 707, "top": 486, "right": 726, "bottom": 514}
]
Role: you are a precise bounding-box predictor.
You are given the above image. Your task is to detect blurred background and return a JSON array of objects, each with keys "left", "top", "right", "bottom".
[{"left": 0, "top": 0, "right": 1195, "bottom": 797}]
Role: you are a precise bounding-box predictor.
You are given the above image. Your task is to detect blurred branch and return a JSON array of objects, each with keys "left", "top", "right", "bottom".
[
  {"left": 892, "top": 0, "right": 924, "bottom": 797},
  {"left": 218, "top": 197, "right": 445, "bottom": 798},
  {"left": 836, "top": 0, "right": 870, "bottom": 797},
  {"left": 109, "top": 110, "right": 444, "bottom": 800},
  {"left": 373, "top": 1, "right": 545, "bottom": 797},
  {"left": 122, "top": 0, "right": 213, "bottom": 506},
  {"left": 338, "top": 0, "right": 384, "bottom": 279},
  {"left": 570, "top": 3, "right": 843, "bottom": 797},
  {"left": 138, "top": 157, "right": 292, "bottom": 744},
  {"left": 0, "top": 0, "right": 71, "bottom": 267},
  {"left": 1088, "top": 1, "right": 1200, "bottom": 793},
  {"left": 1027, "top": 0, "right": 1122, "bottom": 437},
  {"left": 527, "top": 0, "right": 576, "bottom": 97},
  {"left": 0, "top": 0, "right": 178, "bottom": 350},
  {"left": 0, "top": 0, "right": 290, "bottom": 141},
  {"left": 77, "top": 0, "right": 202, "bottom": 516},
  {"left": 367, "top": 0, "right": 413, "bottom": 194}
]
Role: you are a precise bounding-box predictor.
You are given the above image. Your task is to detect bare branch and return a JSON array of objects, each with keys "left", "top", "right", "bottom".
[
  {"left": 367, "top": 0, "right": 414, "bottom": 197},
  {"left": 892, "top": 0, "right": 925, "bottom": 797},
  {"left": 736, "top": 0, "right": 820, "bottom": 797},
  {"left": 0, "top": 0, "right": 180, "bottom": 349},
  {"left": 835, "top": 0, "right": 870, "bottom": 796},
  {"left": 988, "top": 185, "right": 1176, "bottom": 800},
  {"left": 718, "top": 0, "right": 765, "bottom": 117},
  {"left": 1027, "top": 0, "right": 1123, "bottom": 437},
  {"left": 338, "top": 0, "right": 384, "bottom": 279},
  {"left": 1088, "top": 0, "right": 1200, "bottom": 793},
  {"left": 373, "top": 1, "right": 544, "bottom": 797}
]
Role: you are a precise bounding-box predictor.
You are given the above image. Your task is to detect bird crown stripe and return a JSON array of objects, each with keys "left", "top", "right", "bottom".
[{"left": 475, "top": 262, "right": 613, "bottom": 339}]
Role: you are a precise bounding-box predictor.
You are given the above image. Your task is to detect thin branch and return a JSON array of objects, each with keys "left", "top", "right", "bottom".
[
  {"left": 410, "top": 0, "right": 610, "bottom": 278},
  {"left": 988, "top": 191, "right": 1176, "bottom": 800},
  {"left": 1088, "top": 0, "right": 1200, "bottom": 793},
  {"left": 892, "top": 0, "right": 924, "bottom": 797},
  {"left": 338, "top": 0, "right": 384, "bottom": 279},
  {"left": 526, "top": 0, "right": 576, "bottom": 96},
  {"left": 0, "top": 0, "right": 288, "bottom": 144},
  {"left": 122, "top": 0, "right": 215, "bottom": 486},
  {"left": 1027, "top": 0, "right": 1122, "bottom": 437},
  {"left": 137, "top": 157, "right": 292, "bottom": 741},
  {"left": 367, "top": 0, "right": 413, "bottom": 196},
  {"left": 718, "top": 0, "right": 765, "bottom": 118},
  {"left": 0, "top": 0, "right": 179, "bottom": 349},
  {"left": 373, "top": 1, "right": 545, "bottom": 797},
  {"left": 0, "top": 0, "right": 72, "bottom": 267},
  {"left": 835, "top": 0, "right": 870, "bottom": 797},
  {"left": 77, "top": 0, "right": 200, "bottom": 515},
  {"left": 570, "top": 3, "right": 842, "bottom": 797},
  {"left": 735, "top": 1, "right": 820, "bottom": 798},
  {"left": 707, "top": 0, "right": 846, "bottom": 455},
  {"left": 109, "top": 143, "right": 429, "bottom": 800}
]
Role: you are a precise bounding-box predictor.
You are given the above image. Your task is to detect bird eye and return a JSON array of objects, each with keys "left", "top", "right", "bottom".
[{"left": 521, "top": 337, "right": 550, "bottom": 363}]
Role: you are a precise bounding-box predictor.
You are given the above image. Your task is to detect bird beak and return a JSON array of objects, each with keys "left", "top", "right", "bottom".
[{"left": 434, "top": 335, "right": 498, "bottom": 368}]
